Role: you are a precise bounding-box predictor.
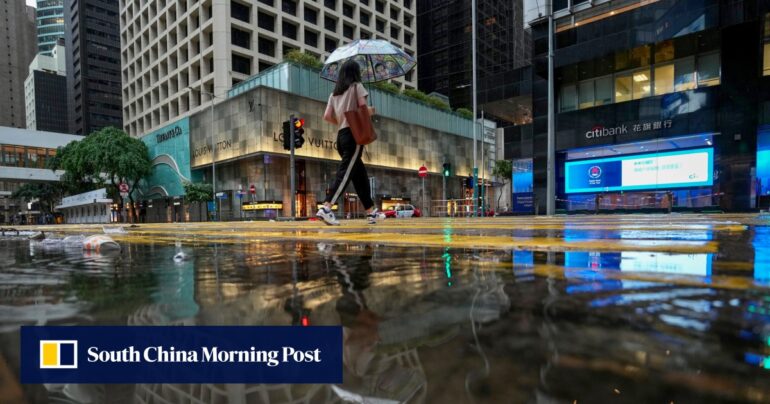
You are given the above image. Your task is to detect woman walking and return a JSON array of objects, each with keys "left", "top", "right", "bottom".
[{"left": 318, "top": 60, "right": 382, "bottom": 225}]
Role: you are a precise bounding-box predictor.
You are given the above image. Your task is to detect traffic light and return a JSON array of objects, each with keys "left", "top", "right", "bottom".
[
  {"left": 466, "top": 176, "right": 474, "bottom": 189},
  {"left": 442, "top": 162, "right": 451, "bottom": 177},
  {"left": 282, "top": 120, "right": 291, "bottom": 150},
  {"left": 292, "top": 117, "right": 305, "bottom": 149}
]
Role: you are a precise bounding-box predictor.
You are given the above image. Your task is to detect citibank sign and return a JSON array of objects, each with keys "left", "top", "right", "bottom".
[
  {"left": 585, "top": 119, "right": 673, "bottom": 140},
  {"left": 585, "top": 125, "right": 628, "bottom": 139}
]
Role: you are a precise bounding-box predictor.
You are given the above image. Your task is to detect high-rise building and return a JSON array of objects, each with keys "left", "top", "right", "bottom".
[
  {"left": 417, "top": 0, "right": 530, "bottom": 110},
  {"left": 25, "top": 39, "right": 68, "bottom": 133},
  {"left": 65, "top": 0, "right": 123, "bottom": 135},
  {"left": 120, "top": 0, "right": 417, "bottom": 137},
  {"left": 36, "top": 0, "right": 65, "bottom": 55},
  {"left": 0, "top": 1, "right": 37, "bottom": 128}
]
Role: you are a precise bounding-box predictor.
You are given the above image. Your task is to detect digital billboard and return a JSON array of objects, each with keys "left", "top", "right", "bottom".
[{"left": 565, "top": 148, "right": 713, "bottom": 194}]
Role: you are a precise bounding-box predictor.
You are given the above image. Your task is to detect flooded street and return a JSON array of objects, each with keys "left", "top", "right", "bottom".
[{"left": 1, "top": 215, "right": 770, "bottom": 403}]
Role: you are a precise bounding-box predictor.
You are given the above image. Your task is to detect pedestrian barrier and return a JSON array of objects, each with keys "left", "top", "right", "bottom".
[{"left": 430, "top": 199, "right": 492, "bottom": 217}]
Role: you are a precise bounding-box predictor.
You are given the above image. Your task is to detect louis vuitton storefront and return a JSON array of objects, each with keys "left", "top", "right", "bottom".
[{"left": 138, "top": 62, "right": 484, "bottom": 222}]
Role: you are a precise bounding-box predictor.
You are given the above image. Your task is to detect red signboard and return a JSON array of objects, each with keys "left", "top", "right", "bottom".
[
  {"left": 249, "top": 184, "right": 256, "bottom": 194},
  {"left": 418, "top": 166, "right": 428, "bottom": 178}
]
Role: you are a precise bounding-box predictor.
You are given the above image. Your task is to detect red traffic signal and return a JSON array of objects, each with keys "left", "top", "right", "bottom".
[
  {"left": 249, "top": 184, "right": 256, "bottom": 194},
  {"left": 294, "top": 118, "right": 305, "bottom": 129},
  {"left": 301, "top": 315, "right": 310, "bottom": 327}
]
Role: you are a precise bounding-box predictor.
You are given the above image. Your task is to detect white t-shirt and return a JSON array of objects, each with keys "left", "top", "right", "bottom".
[{"left": 325, "top": 82, "right": 368, "bottom": 130}]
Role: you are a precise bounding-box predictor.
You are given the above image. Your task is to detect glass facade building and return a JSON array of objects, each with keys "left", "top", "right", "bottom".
[
  {"left": 36, "top": 0, "right": 64, "bottom": 55},
  {"left": 504, "top": 0, "right": 770, "bottom": 213}
]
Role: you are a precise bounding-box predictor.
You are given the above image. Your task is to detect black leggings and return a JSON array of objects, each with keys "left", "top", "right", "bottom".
[{"left": 325, "top": 128, "right": 374, "bottom": 210}]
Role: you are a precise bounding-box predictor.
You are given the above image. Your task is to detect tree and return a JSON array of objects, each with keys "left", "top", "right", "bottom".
[
  {"left": 183, "top": 182, "right": 212, "bottom": 222},
  {"left": 11, "top": 182, "right": 64, "bottom": 218},
  {"left": 455, "top": 108, "right": 473, "bottom": 119},
  {"left": 492, "top": 160, "right": 513, "bottom": 211},
  {"left": 183, "top": 182, "right": 213, "bottom": 203},
  {"left": 283, "top": 49, "right": 323, "bottom": 69},
  {"left": 53, "top": 127, "right": 152, "bottom": 222}
]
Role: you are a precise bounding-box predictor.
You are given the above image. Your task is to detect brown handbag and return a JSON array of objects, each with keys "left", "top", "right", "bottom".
[{"left": 344, "top": 84, "right": 378, "bottom": 145}]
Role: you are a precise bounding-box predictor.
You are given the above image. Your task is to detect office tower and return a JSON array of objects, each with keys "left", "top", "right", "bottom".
[
  {"left": 25, "top": 39, "right": 69, "bottom": 133},
  {"left": 0, "top": 1, "right": 37, "bottom": 128},
  {"left": 36, "top": 0, "right": 65, "bottom": 55},
  {"left": 120, "top": 0, "right": 417, "bottom": 137},
  {"left": 65, "top": 0, "right": 123, "bottom": 135}
]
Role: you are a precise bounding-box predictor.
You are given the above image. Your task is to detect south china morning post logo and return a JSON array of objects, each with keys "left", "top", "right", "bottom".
[
  {"left": 39, "top": 340, "right": 78, "bottom": 369},
  {"left": 21, "top": 326, "right": 342, "bottom": 384}
]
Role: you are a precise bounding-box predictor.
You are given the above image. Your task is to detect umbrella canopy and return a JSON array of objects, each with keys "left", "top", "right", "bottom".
[{"left": 321, "top": 39, "right": 416, "bottom": 83}]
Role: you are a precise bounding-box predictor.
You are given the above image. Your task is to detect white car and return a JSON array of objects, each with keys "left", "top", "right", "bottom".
[{"left": 384, "top": 204, "right": 422, "bottom": 218}]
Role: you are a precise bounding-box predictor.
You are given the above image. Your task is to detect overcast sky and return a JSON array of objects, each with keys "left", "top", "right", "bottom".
[{"left": 26, "top": 0, "right": 36, "bottom": 7}]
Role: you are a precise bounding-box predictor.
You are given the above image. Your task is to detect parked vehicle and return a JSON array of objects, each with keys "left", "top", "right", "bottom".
[{"left": 384, "top": 204, "right": 422, "bottom": 218}]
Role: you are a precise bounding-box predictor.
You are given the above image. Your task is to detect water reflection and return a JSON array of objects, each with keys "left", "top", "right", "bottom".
[{"left": 1, "top": 225, "right": 770, "bottom": 402}]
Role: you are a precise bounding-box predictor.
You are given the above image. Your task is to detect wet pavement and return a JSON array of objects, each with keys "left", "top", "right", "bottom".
[{"left": 1, "top": 214, "right": 770, "bottom": 403}]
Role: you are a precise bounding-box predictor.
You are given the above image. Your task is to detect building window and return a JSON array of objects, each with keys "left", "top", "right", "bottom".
[
  {"left": 231, "top": 27, "right": 251, "bottom": 49},
  {"left": 343, "top": 2, "right": 354, "bottom": 18},
  {"left": 375, "top": 1, "right": 384, "bottom": 13},
  {"left": 282, "top": 0, "right": 297, "bottom": 15},
  {"left": 390, "top": 26, "right": 399, "bottom": 40},
  {"left": 376, "top": 19, "right": 385, "bottom": 33},
  {"left": 324, "top": 0, "right": 336, "bottom": 10},
  {"left": 231, "top": 1, "right": 250, "bottom": 23},
  {"left": 325, "top": 37, "right": 337, "bottom": 52},
  {"left": 258, "top": 37, "right": 275, "bottom": 56},
  {"left": 560, "top": 84, "right": 577, "bottom": 112},
  {"left": 258, "top": 0, "right": 274, "bottom": 5},
  {"left": 283, "top": 21, "right": 298, "bottom": 40},
  {"left": 674, "top": 57, "right": 695, "bottom": 91},
  {"left": 404, "top": 32, "right": 412, "bottom": 46},
  {"left": 390, "top": 7, "right": 398, "bottom": 21},
  {"left": 305, "top": 29, "right": 318, "bottom": 47},
  {"left": 325, "top": 15, "right": 337, "bottom": 31},
  {"left": 258, "top": 11, "right": 275, "bottom": 31},
  {"left": 304, "top": 6, "right": 318, "bottom": 24},
  {"left": 654, "top": 63, "right": 674, "bottom": 95},
  {"left": 697, "top": 52, "right": 720, "bottom": 87},
  {"left": 360, "top": 11, "right": 370, "bottom": 26},
  {"left": 764, "top": 43, "right": 770, "bottom": 76},
  {"left": 232, "top": 54, "right": 252, "bottom": 75},
  {"left": 631, "top": 69, "right": 651, "bottom": 99},
  {"left": 614, "top": 73, "right": 632, "bottom": 103},
  {"left": 578, "top": 80, "right": 594, "bottom": 109},
  {"left": 343, "top": 24, "right": 354, "bottom": 39}
]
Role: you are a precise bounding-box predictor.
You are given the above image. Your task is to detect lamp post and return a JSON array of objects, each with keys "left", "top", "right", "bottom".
[
  {"left": 546, "top": 1, "right": 556, "bottom": 215},
  {"left": 188, "top": 87, "right": 219, "bottom": 221},
  {"left": 471, "top": 0, "right": 479, "bottom": 217}
]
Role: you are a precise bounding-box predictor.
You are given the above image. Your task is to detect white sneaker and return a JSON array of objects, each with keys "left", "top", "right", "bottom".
[
  {"left": 316, "top": 207, "right": 340, "bottom": 226},
  {"left": 367, "top": 208, "right": 384, "bottom": 224}
]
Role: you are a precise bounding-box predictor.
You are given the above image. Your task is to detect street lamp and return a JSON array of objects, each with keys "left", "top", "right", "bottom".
[
  {"left": 188, "top": 86, "right": 221, "bottom": 221},
  {"left": 471, "top": 0, "right": 479, "bottom": 217}
]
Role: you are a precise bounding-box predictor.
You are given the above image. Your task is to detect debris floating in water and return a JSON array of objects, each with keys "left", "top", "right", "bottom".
[
  {"left": 103, "top": 226, "right": 127, "bottom": 234},
  {"left": 83, "top": 235, "right": 120, "bottom": 252}
]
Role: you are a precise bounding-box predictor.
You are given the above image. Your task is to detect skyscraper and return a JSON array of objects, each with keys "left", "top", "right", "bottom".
[
  {"left": 120, "top": 0, "right": 417, "bottom": 137},
  {"left": 36, "top": 0, "right": 65, "bottom": 55},
  {"left": 417, "top": 0, "right": 530, "bottom": 110},
  {"left": 25, "top": 39, "right": 68, "bottom": 133},
  {"left": 64, "top": 0, "right": 123, "bottom": 135},
  {"left": 0, "top": 0, "right": 37, "bottom": 128}
]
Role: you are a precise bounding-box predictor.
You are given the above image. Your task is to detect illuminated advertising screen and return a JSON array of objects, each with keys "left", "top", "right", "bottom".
[{"left": 565, "top": 148, "right": 713, "bottom": 193}]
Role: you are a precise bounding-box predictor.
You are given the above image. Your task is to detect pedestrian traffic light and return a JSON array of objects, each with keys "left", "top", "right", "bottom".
[
  {"left": 292, "top": 117, "right": 305, "bottom": 149},
  {"left": 282, "top": 120, "right": 291, "bottom": 150},
  {"left": 443, "top": 162, "right": 451, "bottom": 177}
]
